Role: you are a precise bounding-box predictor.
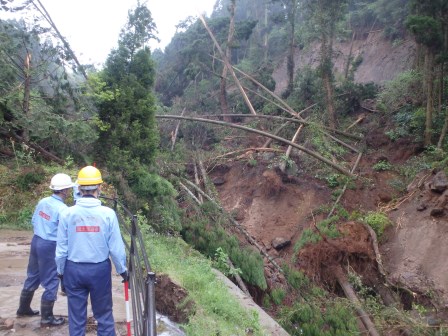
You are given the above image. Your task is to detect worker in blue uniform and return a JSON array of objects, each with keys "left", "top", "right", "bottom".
[
  {"left": 17, "top": 173, "right": 74, "bottom": 327},
  {"left": 55, "top": 165, "right": 128, "bottom": 336}
]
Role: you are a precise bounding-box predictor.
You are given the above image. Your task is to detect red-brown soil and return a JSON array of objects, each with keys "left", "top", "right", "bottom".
[{"left": 206, "top": 111, "right": 448, "bottom": 330}]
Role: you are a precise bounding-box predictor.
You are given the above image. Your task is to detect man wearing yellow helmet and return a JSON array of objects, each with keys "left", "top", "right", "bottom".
[
  {"left": 55, "top": 166, "right": 127, "bottom": 336},
  {"left": 17, "top": 173, "right": 74, "bottom": 327}
]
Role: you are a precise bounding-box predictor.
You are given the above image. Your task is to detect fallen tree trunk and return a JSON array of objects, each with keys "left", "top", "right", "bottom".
[
  {"left": 198, "top": 114, "right": 363, "bottom": 141},
  {"left": 1, "top": 128, "right": 64, "bottom": 165},
  {"left": 157, "top": 115, "right": 355, "bottom": 177},
  {"left": 334, "top": 266, "right": 381, "bottom": 336},
  {"left": 327, "top": 152, "right": 363, "bottom": 218}
]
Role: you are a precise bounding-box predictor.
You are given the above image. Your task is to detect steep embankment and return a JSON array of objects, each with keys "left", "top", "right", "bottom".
[{"left": 273, "top": 30, "right": 416, "bottom": 94}]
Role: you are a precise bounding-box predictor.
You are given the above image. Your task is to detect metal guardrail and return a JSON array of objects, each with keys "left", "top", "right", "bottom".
[{"left": 100, "top": 196, "right": 157, "bottom": 336}]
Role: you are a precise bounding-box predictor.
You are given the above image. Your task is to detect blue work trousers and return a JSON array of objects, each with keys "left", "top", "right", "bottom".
[
  {"left": 23, "top": 235, "right": 59, "bottom": 301},
  {"left": 64, "top": 259, "right": 115, "bottom": 336}
]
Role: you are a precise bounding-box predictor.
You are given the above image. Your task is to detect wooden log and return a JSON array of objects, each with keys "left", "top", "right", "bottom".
[
  {"left": 334, "top": 266, "right": 381, "bottom": 336},
  {"left": 157, "top": 115, "right": 355, "bottom": 178}
]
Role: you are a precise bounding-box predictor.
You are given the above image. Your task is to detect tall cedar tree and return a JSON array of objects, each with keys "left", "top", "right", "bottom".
[
  {"left": 406, "top": 0, "right": 445, "bottom": 146},
  {"left": 95, "top": 4, "right": 159, "bottom": 185}
]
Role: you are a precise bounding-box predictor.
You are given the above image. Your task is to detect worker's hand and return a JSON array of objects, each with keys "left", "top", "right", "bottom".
[{"left": 120, "top": 271, "right": 129, "bottom": 283}]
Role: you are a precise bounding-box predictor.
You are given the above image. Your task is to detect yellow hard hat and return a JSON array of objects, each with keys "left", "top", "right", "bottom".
[{"left": 77, "top": 166, "right": 103, "bottom": 186}]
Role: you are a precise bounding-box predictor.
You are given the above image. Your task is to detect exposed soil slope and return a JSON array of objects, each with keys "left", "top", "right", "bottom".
[{"left": 207, "top": 110, "right": 448, "bottom": 329}]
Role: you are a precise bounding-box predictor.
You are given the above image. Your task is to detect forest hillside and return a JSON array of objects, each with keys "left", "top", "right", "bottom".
[{"left": 1, "top": 0, "right": 448, "bottom": 335}]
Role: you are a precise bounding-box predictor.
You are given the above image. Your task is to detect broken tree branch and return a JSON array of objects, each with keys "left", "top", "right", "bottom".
[{"left": 327, "top": 152, "right": 363, "bottom": 218}]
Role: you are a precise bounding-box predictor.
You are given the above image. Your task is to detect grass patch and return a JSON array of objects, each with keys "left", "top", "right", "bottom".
[{"left": 144, "top": 232, "right": 265, "bottom": 336}]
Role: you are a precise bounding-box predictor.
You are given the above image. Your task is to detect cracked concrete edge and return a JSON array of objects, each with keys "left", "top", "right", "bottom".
[{"left": 212, "top": 270, "right": 290, "bottom": 336}]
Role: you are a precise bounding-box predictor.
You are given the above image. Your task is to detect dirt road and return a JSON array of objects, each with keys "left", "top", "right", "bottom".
[{"left": 0, "top": 230, "right": 182, "bottom": 336}]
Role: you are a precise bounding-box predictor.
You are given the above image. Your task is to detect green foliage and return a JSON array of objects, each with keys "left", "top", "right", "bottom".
[
  {"left": 0, "top": 20, "right": 96, "bottom": 160},
  {"left": 145, "top": 232, "right": 264, "bottom": 336},
  {"left": 14, "top": 166, "right": 46, "bottom": 191},
  {"left": 335, "top": 81, "right": 379, "bottom": 115},
  {"left": 270, "top": 287, "right": 286, "bottom": 305},
  {"left": 294, "top": 216, "right": 341, "bottom": 253},
  {"left": 326, "top": 173, "right": 341, "bottom": 188},
  {"left": 362, "top": 211, "right": 392, "bottom": 238},
  {"left": 372, "top": 160, "right": 393, "bottom": 171},
  {"left": 278, "top": 299, "right": 360, "bottom": 335},
  {"left": 182, "top": 209, "right": 267, "bottom": 290},
  {"left": 377, "top": 70, "right": 423, "bottom": 114},
  {"left": 406, "top": 15, "right": 442, "bottom": 49},
  {"left": 213, "top": 247, "right": 242, "bottom": 278}
]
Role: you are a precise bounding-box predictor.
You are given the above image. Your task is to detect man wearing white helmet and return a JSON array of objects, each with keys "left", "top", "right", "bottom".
[{"left": 17, "top": 173, "right": 74, "bottom": 327}]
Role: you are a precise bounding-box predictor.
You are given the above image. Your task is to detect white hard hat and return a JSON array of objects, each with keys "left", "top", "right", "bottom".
[{"left": 49, "top": 173, "right": 74, "bottom": 191}]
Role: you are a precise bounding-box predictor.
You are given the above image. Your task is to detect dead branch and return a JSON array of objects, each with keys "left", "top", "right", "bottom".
[
  {"left": 193, "top": 162, "right": 203, "bottom": 203},
  {"left": 279, "top": 124, "right": 303, "bottom": 173},
  {"left": 198, "top": 14, "right": 257, "bottom": 115},
  {"left": 334, "top": 266, "right": 381, "bottom": 336},
  {"left": 345, "top": 114, "right": 365, "bottom": 132},
  {"left": 181, "top": 178, "right": 285, "bottom": 275},
  {"left": 227, "top": 258, "right": 250, "bottom": 296},
  {"left": 171, "top": 107, "right": 186, "bottom": 151},
  {"left": 327, "top": 152, "right": 363, "bottom": 218},
  {"left": 1, "top": 128, "right": 64, "bottom": 165},
  {"left": 157, "top": 115, "right": 355, "bottom": 177},
  {"left": 211, "top": 147, "right": 283, "bottom": 161}
]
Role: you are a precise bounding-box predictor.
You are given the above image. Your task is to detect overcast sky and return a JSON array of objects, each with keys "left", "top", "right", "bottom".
[{"left": 2, "top": 0, "right": 215, "bottom": 66}]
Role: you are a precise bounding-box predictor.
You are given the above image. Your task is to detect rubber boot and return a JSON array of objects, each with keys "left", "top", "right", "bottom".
[
  {"left": 40, "top": 300, "right": 65, "bottom": 327},
  {"left": 16, "top": 289, "right": 39, "bottom": 316}
]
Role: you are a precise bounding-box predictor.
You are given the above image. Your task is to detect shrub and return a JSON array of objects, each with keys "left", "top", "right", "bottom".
[
  {"left": 15, "top": 166, "right": 46, "bottom": 191},
  {"left": 363, "top": 212, "right": 392, "bottom": 238},
  {"left": 271, "top": 288, "right": 286, "bottom": 305},
  {"left": 372, "top": 160, "right": 393, "bottom": 171},
  {"left": 277, "top": 299, "right": 359, "bottom": 335}
]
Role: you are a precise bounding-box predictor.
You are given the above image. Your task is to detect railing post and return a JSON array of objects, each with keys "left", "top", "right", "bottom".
[{"left": 143, "top": 271, "right": 157, "bottom": 336}]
